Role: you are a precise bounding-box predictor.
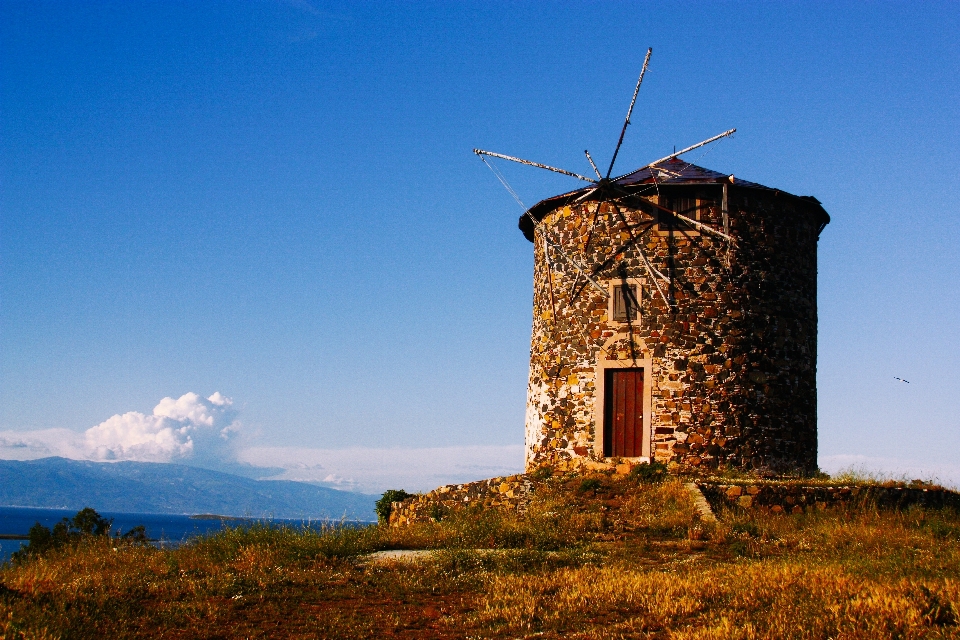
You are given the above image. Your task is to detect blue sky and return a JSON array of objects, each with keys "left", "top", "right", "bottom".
[{"left": 2, "top": 2, "right": 958, "bottom": 490}]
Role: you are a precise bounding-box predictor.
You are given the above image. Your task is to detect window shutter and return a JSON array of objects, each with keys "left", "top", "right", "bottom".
[
  {"left": 613, "top": 285, "right": 639, "bottom": 322},
  {"left": 658, "top": 194, "right": 700, "bottom": 230}
]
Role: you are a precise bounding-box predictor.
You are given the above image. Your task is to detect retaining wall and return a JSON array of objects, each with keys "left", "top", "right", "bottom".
[
  {"left": 389, "top": 472, "right": 960, "bottom": 526},
  {"left": 389, "top": 475, "right": 532, "bottom": 527},
  {"left": 698, "top": 481, "right": 960, "bottom": 515}
]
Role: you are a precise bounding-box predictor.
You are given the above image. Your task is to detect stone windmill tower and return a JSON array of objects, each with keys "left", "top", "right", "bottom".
[{"left": 476, "top": 50, "right": 830, "bottom": 474}]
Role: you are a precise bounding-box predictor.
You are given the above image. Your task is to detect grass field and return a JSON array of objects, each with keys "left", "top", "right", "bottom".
[{"left": 2, "top": 473, "right": 959, "bottom": 639}]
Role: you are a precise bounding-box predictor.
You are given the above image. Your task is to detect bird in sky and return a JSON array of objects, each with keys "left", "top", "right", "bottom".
[{"left": 894, "top": 377, "right": 910, "bottom": 384}]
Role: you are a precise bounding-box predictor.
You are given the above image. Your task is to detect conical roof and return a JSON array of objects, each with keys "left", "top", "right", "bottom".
[
  {"left": 519, "top": 158, "right": 828, "bottom": 241},
  {"left": 611, "top": 157, "right": 770, "bottom": 189}
]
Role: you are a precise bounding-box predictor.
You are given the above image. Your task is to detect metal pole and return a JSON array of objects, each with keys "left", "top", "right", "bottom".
[
  {"left": 473, "top": 149, "right": 596, "bottom": 183},
  {"left": 476, "top": 150, "right": 607, "bottom": 296},
  {"left": 585, "top": 150, "right": 602, "bottom": 179},
  {"left": 618, "top": 129, "right": 736, "bottom": 179},
  {"left": 671, "top": 211, "right": 734, "bottom": 242},
  {"left": 635, "top": 192, "right": 736, "bottom": 243},
  {"left": 540, "top": 232, "right": 607, "bottom": 295},
  {"left": 606, "top": 47, "right": 653, "bottom": 179},
  {"left": 639, "top": 249, "right": 671, "bottom": 308}
]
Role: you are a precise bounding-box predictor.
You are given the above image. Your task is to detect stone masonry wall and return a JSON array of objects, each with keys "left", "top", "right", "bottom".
[
  {"left": 389, "top": 473, "right": 960, "bottom": 527},
  {"left": 698, "top": 481, "right": 960, "bottom": 515},
  {"left": 389, "top": 475, "right": 531, "bottom": 527},
  {"left": 525, "top": 186, "right": 822, "bottom": 474}
]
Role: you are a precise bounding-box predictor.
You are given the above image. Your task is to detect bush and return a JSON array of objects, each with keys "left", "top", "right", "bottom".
[
  {"left": 732, "top": 522, "right": 762, "bottom": 538},
  {"left": 630, "top": 461, "right": 668, "bottom": 484},
  {"left": 71, "top": 506, "right": 113, "bottom": 535},
  {"left": 529, "top": 466, "right": 553, "bottom": 481},
  {"left": 375, "top": 489, "right": 412, "bottom": 524},
  {"left": 578, "top": 478, "right": 602, "bottom": 494},
  {"left": 121, "top": 525, "right": 149, "bottom": 543},
  {"left": 925, "top": 519, "right": 960, "bottom": 541},
  {"left": 12, "top": 507, "right": 115, "bottom": 561},
  {"left": 429, "top": 503, "right": 447, "bottom": 523}
]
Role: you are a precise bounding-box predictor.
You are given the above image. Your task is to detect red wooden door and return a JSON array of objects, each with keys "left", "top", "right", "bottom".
[{"left": 605, "top": 369, "right": 644, "bottom": 458}]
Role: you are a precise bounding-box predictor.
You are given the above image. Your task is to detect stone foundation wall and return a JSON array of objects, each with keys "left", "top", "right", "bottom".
[
  {"left": 698, "top": 482, "right": 960, "bottom": 515},
  {"left": 389, "top": 473, "right": 960, "bottom": 526},
  {"left": 389, "top": 475, "right": 532, "bottom": 527}
]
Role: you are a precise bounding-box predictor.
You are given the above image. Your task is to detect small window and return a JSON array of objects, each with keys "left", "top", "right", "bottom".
[
  {"left": 658, "top": 195, "right": 699, "bottom": 231},
  {"left": 613, "top": 284, "right": 640, "bottom": 322}
]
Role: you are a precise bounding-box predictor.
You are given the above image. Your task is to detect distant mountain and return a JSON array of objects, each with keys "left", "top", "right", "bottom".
[{"left": 0, "top": 458, "right": 377, "bottom": 521}]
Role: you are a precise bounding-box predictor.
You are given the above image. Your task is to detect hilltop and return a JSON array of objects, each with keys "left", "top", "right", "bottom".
[{"left": 1, "top": 469, "right": 959, "bottom": 638}]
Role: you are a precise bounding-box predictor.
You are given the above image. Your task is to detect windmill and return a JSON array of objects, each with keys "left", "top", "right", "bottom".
[
  {"left": 474, "top": 48, "right": 736, "bottom": 375},
  {"left": 474, "top": 51, "right": 828, "bottom": 473}
]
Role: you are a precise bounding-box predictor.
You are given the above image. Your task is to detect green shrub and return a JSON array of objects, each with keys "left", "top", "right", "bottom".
[
  {"left": 578, "top": 478, "right": 602, "bottom": 494},
  {"left": 926, "top": 519, "right": 960, "bottom": 541},
  {"left": 121, "top": 524, "right": 148, "bottom": 543},
  {"left": 529, "top": 466, "right": 553, "bottom": 481},
  {"left": 732, "top": 522, "right": 762, "bottom": 538},
  {"left": 71, "top": 506, "right": 113, "bottom": 535},
  {"left": 12, "top": 507, "right": 117, "bottom": 561},
  {"left": 630, "top": 461, "right": 668, "bottom": 484},
  {"left": 729, "top": 540, "right": 750, "bottom": 556},
  {"left": 376, "top": 489, "right": 412, "bottom": 523},
  {"left": 429, "top": 503, "right": 447, "bottom": 523}
]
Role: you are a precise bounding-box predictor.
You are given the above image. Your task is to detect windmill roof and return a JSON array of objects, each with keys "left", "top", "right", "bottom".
[
  {"left": 612, "top": 157, "right": 771, "bottom": 189},
  {"left": 519, "top": 158, "right": 829, "bottom": 241}
]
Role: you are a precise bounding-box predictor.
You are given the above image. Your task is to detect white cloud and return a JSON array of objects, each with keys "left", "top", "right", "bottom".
[
  {"left": 0, "top": 428, "right": 86, "bottom": 460},
  {"left": 0, "top": 392, "right": 240, "bottom": 466},
  {"left": 84, "top": 392, "right": 239, "bottom": 464},
  {"left": 0, "top": 392, "right": 523, "bottom": 494},
  {"left": 238, "top": 445, "right": 525, "bottom": 494},
  {"left": 85, "top": 392, "right": 238, "bottom": 462}
]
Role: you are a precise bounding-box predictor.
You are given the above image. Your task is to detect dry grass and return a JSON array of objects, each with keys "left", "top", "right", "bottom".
[
  {"left": 480, "top": 563, "right": 959, "bottom": 639},
  {"left": 2, "top": 475, "right": 959, "bottom": 639}
]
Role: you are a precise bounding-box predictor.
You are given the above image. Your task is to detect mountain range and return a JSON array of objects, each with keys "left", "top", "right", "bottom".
[{"left": 0, "top": 457, "right": 377, "bottom": 520}]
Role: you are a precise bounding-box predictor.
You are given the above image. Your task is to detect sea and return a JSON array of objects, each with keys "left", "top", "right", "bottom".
[{"left": 0, "top": 506, "right": 368, "bottom": 565}]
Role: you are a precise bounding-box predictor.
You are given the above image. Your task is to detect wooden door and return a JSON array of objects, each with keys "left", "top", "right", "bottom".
[{"left": 604, "top": 368, "right": 644, "bottom": 457}]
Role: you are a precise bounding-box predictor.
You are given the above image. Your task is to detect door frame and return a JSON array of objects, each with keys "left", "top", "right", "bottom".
[{"left": 593, "top": 354, "right": 653, "bottom": 462}]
